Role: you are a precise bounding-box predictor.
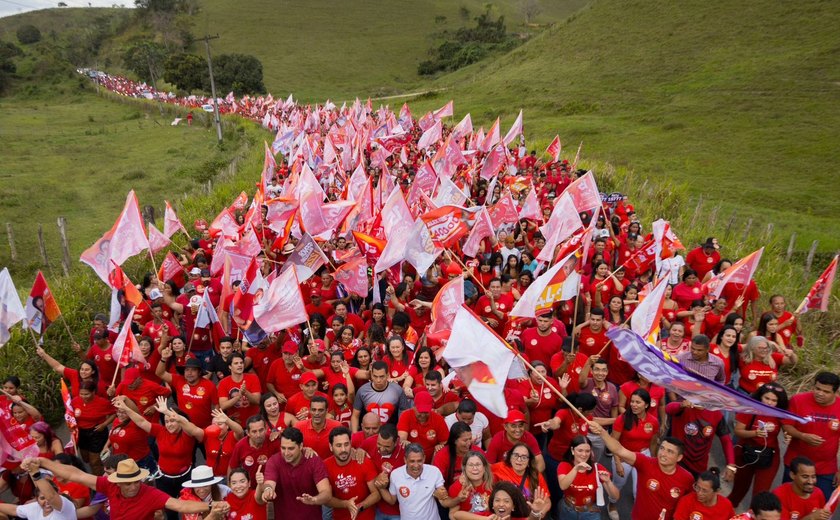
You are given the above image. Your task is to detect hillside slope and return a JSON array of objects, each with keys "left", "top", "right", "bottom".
[
  {"left": 411, "top": 0, "right": 840, "bottom": 250},
  {"left": 193, "top": 0, "right": 588, "bottom": 100}
]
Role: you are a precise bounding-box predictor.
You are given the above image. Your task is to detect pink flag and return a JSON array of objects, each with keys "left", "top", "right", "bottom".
[
  {"left": 797, "top": 255, "right": 838, "bottom": 314},
  {"left": 426, "top": 276, "right": 465, "bottom": 359},
  {"left": 452, "top": 113, "right": 473, "bottom": 139},
  {"left": 566, "top": 170, "right": 601, "bottom": 212},
  {"left": 262, "top": 141, "right": 277, "bottom": 191},
  {"left": 433, "top": 100, "right": 454, "bottom": 119},
  {"left": 282, "top": 233, "right": 328, "bottom": 281},
  {"left": 209, "top": 207, "right": 240, "bottom": 238},
  {"left": 254, "top": 265, "right": 308, "bottom": 334},
  {"left": 334, "top": 256, "right": 369, "bottom": 297},
  {"left": 157, "top": 252, "right": 183, "bottom": 283},
  {"left": 432, "top": 136, "right": 467, "bottom": 179},
  {"left": 80, "top": 190, "right": 148, "bottom": 283},
  {"left": 462, "top": 207, "right": 494, "bottom": 258},
  {"left": 194, "top": 282, "right": 227, "bottom": 337},
  {"left": 488, "top": 190, "right": 521, "bottom": 228},
  {"left": 111, "top": 307, "right": 145, "bottom": 369},
  {"left": 519, "top": 186, "right": 541, "bottom": 221},
  {"left": 407, "top": 161, "right": 438, "bottom": 207},
  {"left": 164, "top": 200, "right": 188, "bottom": 238},
  {"left": 479, "top": 118, "right": 501, "bottom": 152},
  {"left": 703, "top": 248, "right": 764, "bottom": 299},
  {"left": 502, "top": 110, "right": 523, "bottom": 146},
  {"left": 545, "top": 135, "right": 561, "bottom": 163},
  {"left": 434, "top": 175, "right": 469, "bottom": 207},
  {"left": 538, "top": 192, "right": 583, "bottom": 263},
  {"left": 479, "top": 144, "right": 507, "bottom": 181},
  {"left": 418, "top": 120, "right": 442, "bottom": 150},
  {"left": 148, "top": 223, "right": 170, "bottom": 254},
  {"left": 630, "top": 276, "right": 670, "bottom": 340},
  {"left": 444, "top": 306, "right": 516, "bottom": 417}
]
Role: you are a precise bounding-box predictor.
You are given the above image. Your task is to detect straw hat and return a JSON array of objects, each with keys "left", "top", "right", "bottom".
[
  {"left": 182, "top": 465, "right": 224, "bottom": 488},
  {"left": 107, "top": 459, "right": 150, "bottom": 483}
]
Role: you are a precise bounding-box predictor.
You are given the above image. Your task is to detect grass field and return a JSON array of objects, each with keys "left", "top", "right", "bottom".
[
  {"left": 401, "top": 0, "right": 840, "bottom": 253},
  {"left": 0, "top": 85, "right": 248, "bottom": 275},
  {"left": 193, "top": 0, "right": 588, "bottom": 101}
]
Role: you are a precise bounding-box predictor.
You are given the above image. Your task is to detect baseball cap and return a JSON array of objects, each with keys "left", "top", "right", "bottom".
[
  {"left": 504, "top": 410, "right": 526, "bottom": 424},
  {"left": 299, "top": 372, "right": 318, "bottom": 386},
  {"left": 149, "top": 288, "right": 163, "bottom": 300},
  {"left": 414, "top": 391, "right": 434, "bottom": 413},
  {"left": 282, "top": 341, "right": 298, "bottom": 354},
  {"left": 314, "top": 339, "right": 326, "bottom": 352},
  {"left": 189, "top": 267, "right": 202, "bottom": 276}
]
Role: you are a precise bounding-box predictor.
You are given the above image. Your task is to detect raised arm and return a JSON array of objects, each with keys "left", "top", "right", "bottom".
[
  {"left": 35, "top": 346, "right": 66, "bottom": 374},
  {"left": 34, "top": 457, "right": 97, "bottom": 490},
  {"left": 23, "top": 459, "right": 65, "bottom": 511},
  {"left": 112, "top": 396, "right": 153, "bottom": 432},
  {"left": 155, "top": 345, "right": 174, "bottom": 384},
  {"left": 1, "top": 390, "right": 43, "bottom": 422},
  {"left": 588, "top": 421, "right": 636, "bottom": 466}
]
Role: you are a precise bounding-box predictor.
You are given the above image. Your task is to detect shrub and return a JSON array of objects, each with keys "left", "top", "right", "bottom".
[{"left": 17, "top": 25, "right": 41, "bottom": 45}]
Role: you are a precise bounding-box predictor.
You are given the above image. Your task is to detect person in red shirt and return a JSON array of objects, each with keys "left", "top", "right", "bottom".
[
  {"left": 782, "top": 372, "right": 840, "bottom": 502},
  {"left": 738, "top": 336, "right": 797, "bottom": 395},
  {"left": 672, "top": 468, "right": 735, "bottom": 520},
  {"left": 431, "top": 422, "right": 476, "bottom": 488},
  {"left": 297, "top": 396, "right": 342, "bottom": 459},
  {"left": 142, "top": 303, "right": 179, "bottom": 348},
  {"left": 217, "top": 353, "right": 262, "bottom": 427},
  {"left": 671, "top": 270, "right": 704, "bottom": 311},
  {"left": 685, "top": 238, "right": 720, "bottom": 280},
  {"left": 266, "top": 340, "right": 304, "bottom": 410},
  {"left": 521, "top": 310, "right": 565, "bottom": 366},
  {"left": 591, "top": 422, "right": 695, "bottom": 520},
  {"left": 473, "top": 278, "right": 514, "bottom": 335},
  {"left": 305, "top": 292, "right": 334, "bottom": 319},
  {"left": 72, "top": 380, "right": 115, "bottom": 476},
  {"left": 228, "top": 416, "right": 280, "bottom": 486},
  {"left": 115, "top": 367, "right": 171, "bottom": 424},
  {"left": 557, "top": 436, "right": 619, "bottom": 516},
  {"left": 226, "top": 467, "right": 268, "bottom": 520},
  {"left": 285, "top": 372, "right": 328, "bottom": 423},
  {"left": 324, "top": 426, "right": 380, "bottom": 520},
  {"left": 769, "top": 294, "right": 802, "bottom": 348},
  {"left": 665, "top": 400, "right": 735, "bottom": 481},
  {"left": 773, "top": 457, "right": 833, "bottom": 520},
  {"left": 86, "top": 330, "right": 118, "bottom": 388},
  {"left": 447, "top": 450, "right": 494, "bottom": 518},
  {"left": 245, "top": 340, "right": 282, "bottom": 383},
  {"left": 363, "top": 424, "right": 405, "bottom": 519},
  {"left": 396, "top": 391, "right": 449, "bottom": 462},
  {"left": 550, "top": 337, "right": 589, "bottom": 394},
  {"left": 106, "top": 397, "right": 153, "bottom": 472},
  {"left": 574, "top": 309, "right": 609, "bottom": 358},
  {"left": 486, "top": 410, "right": 545, "bottom": 472},
  {"left": 155, "top": 353, "right": 219, "bottom": 429}
]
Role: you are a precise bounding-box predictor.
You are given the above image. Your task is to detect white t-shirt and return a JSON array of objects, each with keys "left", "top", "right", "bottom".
[
  {"left": 445, "top": 412, "right": 490, "bottom": 448},
  {"left": 657, "top": 254, "right": 685, "bottom": 285},
  {"left": 388, "top": 464, "right": 445, "bottom": 520},
  {"left": 16, "top": 495, "right": 77, "bottom": 520}
]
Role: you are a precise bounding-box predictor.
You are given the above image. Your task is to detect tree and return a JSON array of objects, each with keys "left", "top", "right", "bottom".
[
  {"left": 121, "top": 40, "right": 167, "bottom": 82},
  {"left": 520, "top": 0, "right": 541, "bottom": 24},
  {"left": 16, "top": 25, "right": 42, "bottom": 45},
  {"left": 213, "top": 53, "right": 265, "bottom": 95},
  {"left": 163, "top": 53, "right": 205, "bottom": 92}
]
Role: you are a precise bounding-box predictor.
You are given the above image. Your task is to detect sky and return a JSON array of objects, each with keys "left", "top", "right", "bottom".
[{"left": 0, "top": 0, "right": 129, "bottom": 18}]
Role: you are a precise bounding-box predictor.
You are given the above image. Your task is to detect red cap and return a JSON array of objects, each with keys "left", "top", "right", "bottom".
[
  {"left": 414, "top": 391, "right": 434, "bottom": 413},
  {"left": 444, "top": 263, "right": 462, "bottom": 276},
  {"left": 123, "top": 368, "right": 141, "bottom": 383},
  {"left": 314, "top": 339, "right": 326, "bottom": 352},
  {"left": 535, "top": 308, "right": 553, "bottom": 318},
  {"left": 282, "top": 341, "right": 298, "bottom": 354},
  {"left": 299, "top": 372, "right": 318, "bottom": 386},
  {"left": 504, "top": 410, "right": 526, "bottom": 424}
]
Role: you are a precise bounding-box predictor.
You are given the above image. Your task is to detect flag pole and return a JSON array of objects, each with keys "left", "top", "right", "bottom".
[
  {"left": 148, "top": 250, "right": 159, "bottom": 280},
  {"left": 58, "top": 315, "right": 78, "bottom": 345},
  {"left": 447, "top": 251, "right": 488, "bottom": 293},
  {"left": 26, "top": 323, "right": 41, "bottom": 348}
]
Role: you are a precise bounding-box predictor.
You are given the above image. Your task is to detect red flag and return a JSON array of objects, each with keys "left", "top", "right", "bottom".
[
  {"left": 157, "top": 252, "right": 184, "bottom": 284},
  {"left": 420, "top": 205, "right": 474, "bottom": 249},
  {"left": 479, "top": 144, "right": 507, "bottom": 181},
  {"left": 797, "top": 255, "right": 838, "bottom": 314},
  {"left": 232, "top": 258, "right": 268, "bottom": 333},
  {"left": 426, "top": 276, "right": 465, "bottom": 359},
  {"left": 626, "top": 239, "right": 658, "bottom": 274},
  {"left": 111, "top": 307, "right": 145, "bottom": 368},
  {"left": 334, "top": 256, "right": 370, "bottom": 297},
  {"left": 479, "top": 118, "right": 500, "bottom": 152},
  {"left": 109, "top": 264, "right": 143, "bottom": 308},
  {"left": 270, "top": 208, "right": 298, "bottom": 252},
  {"left": 61, "top": 380, "right": 78, "bottom": 450},
  {"left": 80, "top": 190, "right": 148, "bottom": 283},
  {"left": 462, "top": 207, "right": 494, "bottom": 258},
  {"left": 452, "top": 113, "right": 473, "bottom": 139},
  {"left": 545, "top": 135, "right": 561, "bottom": 163},
  {"left": 703, "top": 248, "right": 764, "bottom": 299},
  {"left": 353, "top": 231, "right": 387, "bottom": 267},
  {"left": 25, "top": 271, "right": 61, "bottom": 334},
  {"left": 164, "top": 200, "right": 188, "bottom": 238},
  {"left": 565, "top": 170, "right": 601, "bottom": 212},
  {"left": 209, "top": 207, "right": 240, "bottom": 238},
  {"left": 254, "top": 265, "right": 308, "bottom": 333},
  {"left": 488, "top": 190, "right": 520, "bottom": 228},
  {"left": 148, "top": 223, "right": 170, "bottom": 254}
]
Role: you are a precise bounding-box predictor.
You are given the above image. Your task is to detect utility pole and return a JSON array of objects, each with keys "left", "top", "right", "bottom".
[{"left": 202, "top": 34, "right": 223, "bottom": 143}]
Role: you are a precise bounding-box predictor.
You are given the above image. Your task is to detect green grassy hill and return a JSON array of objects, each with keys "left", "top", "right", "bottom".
[
  {"left": 405, "top": 0, "right": 840, "bottom": 252},
  {"left": 194, "top": 0, "right": 588, "bottom": 101}
]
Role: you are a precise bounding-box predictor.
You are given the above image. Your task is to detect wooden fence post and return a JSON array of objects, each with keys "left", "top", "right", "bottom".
[
  {"left": 5, "top": 223, "right": 16, "bottom": 262},
  {"left": 764, "top": 223, "right": 774, "bottom": 242},
  {"left": 742, "top": 218, "right": 753, "bottom": 242},
  {"left": 143, "top": 205, "right": 156, "bottom": 226},
  {"left": 724, "top": 211, "right": 737, "bottom": 241},
  {"left": 57, "top": 217, "right": 71, "bottom": 276},
  {"left": 690, "top": 196, "right": 703, "bottom": 228},
  {"left": 804, "top": 240, "right": 818, "bottom": 278},
  {"left": 785, "top": 232, "right": 797, "bottom": 262},
  {"left": 37, "top": 224, "right": 49, "bottom": 267}
]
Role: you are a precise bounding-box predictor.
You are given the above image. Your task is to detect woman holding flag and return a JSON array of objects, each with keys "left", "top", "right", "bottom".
[
  {"left": 36, "top": 346, "right": 109, "bottom": 398},
  {"left": 557, "top": 435, "right": 618, "bottom": 519}
]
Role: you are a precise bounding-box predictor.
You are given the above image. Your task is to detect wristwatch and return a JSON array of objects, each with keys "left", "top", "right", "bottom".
[
  {"left": 31, "top": 471, "right": 44, "bottom": 481},
  {"left": 358, "top": 505, "right": 365, "bottom": 513}
]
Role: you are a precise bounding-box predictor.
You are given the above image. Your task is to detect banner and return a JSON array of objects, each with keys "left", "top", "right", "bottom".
[{"left": 25, "top": 271, "right": 61, "bottom": 335}]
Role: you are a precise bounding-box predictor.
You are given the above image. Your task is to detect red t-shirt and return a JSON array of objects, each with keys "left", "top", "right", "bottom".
[
  {"left": 109, "top": 419, "right": 150, "bottom": 462},
  {"left": 521, "top": 328, "right": 564, "bottom": 366},
  {"left": 228, "top": 437, "right": 280, "bottom": 486},
  {"left": 217, "top": 373, "right": 262, "bottom": 426},
  {"left": 632, "top": 454, "right": 694, "bottom": 520},
  {"left": 62, "top": 367, "right": 109, "bottom": 398},
  {"left": 783, "top": 392, "right": 840, "bottom": 474},
  {"left": 116, "top": 378, "right": 171, "bottom": 424},
  {"left": 486, "top": 430, "right": 542, "bottom": 464},
  {"left": 738, "top": 352, "right": 784, "bottom": 394},
  {"left": 203, "top": 425, "right": 238, "bottom": 476},
  {"left": 95, "top": 476, "right": 170, "bottom": 520},
  {"left": 578, "top": 326, "right": 609, "bottom": 357},
  {"left": 266, "top": 359, "right": 303, "bottom": 402},
  {"left": 383, "top": 357, "right": 409, "bottom": 380},
  {"left": 246, "top": 344, "right": 281, "bottom": 383},
  {"left": 773, "top": 482, "right": 827, "bottom": 520},
  {"left": 142, "top": 319, "right": 179, "bottom": 347},
  {"left": 774, "top": 311, "right": 798, "bottom": 347},
  {"left": 550, "top": 352, "right": 588, "bottom": 394},
  {"left": 170, "top": 373, "right": 219, "bottom": 428},
  {"left": 323, "top": 456, "right": 378, "bottom": 520},
  {"left": 225, "top": 489, "right": 267, "bottom": 520},
  {"left": 614, "top": 412, "right": 659, "bottom": 452},
  {"left": 71, "top": 395, "right": 115, "bottom": 429},
  {"left": 298, "top": 418, "right": 342, "bottom": 459},
  {"left": 557, "top": 462, "right": 610, "bottom": 507},
  {"left": 473, "top": 294, "right": 514, "bottom": 334},
  {"left": 286, "top": 391, "right": 328, "bottom": 419},
  {"left": 619, "top": 381, "right": 665, "bottom": 412},
  {"left": 685, "top": 247, "right": 719, "bottom": 279},
  {"left": 547, "top": 408, "right": 591, "bottom": 460},
  {"left": 734, "top": 413, "right": 782, "bottom": 450},
  {"left": 150, "top": 422, "right": 195, "bottom": 475},
  {"left": 396, "top": 409, "right": 450, "bottom": 461},
  {"left": 673, "top": 492, "right": 735, "bottom": 520},
  {"left": 86, "top": 343, "right": 118, "bottom": 385},
  {"left": 448, "top": 480, "right": 492, "bottom": 515}
]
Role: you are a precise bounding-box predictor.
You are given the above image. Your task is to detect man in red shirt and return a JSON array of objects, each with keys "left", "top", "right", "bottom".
[
  {"left": 228, "top": 415, "right": 279, "bottom": 486},
  {"left": 297, "top": 396, "right": 341, "bottom": 459},
  {"left": 324, "top": 426, "right": 380, "bottom": 520},
  {"left": 685, "top": 237, "right": 720, "bottom": 280},
  {"left": 485, "top": 410, "right": 545, "bottom": 472},
  {"left": 217, "top": 353, "right": 262, "bottom": 427},
  {"left": 575, "top": 309, "right": 609, "bottom": 357},
  {"left": 423, "top": 371, "right": 459, "bottom": 416},
  {"left": 521, "top": 309, "right": 565, "bottom": 366},
  {"left": 86, "top": 330, "right": 118, "bottom": 387},
  {"left": 351, "top": 412, "right": 381, "bottom": 448},
  {"left": 305, "top": 292, "right": 333, "bottom": 318},
  {"left": 286, "top": 372, "right": 327, "bottom": 423},
  {"left": 155, "top": 354, "right": 218, "bottom": 428},
  {"left": 396, "top": 391, "right": 449, "bottom": 462},
  {"left": 782, "top": 371, "right": 840, "bottom": 502},
  {"left": 115, "top": 367, "right": 171, "bottom": 423},
  {"left": 363, "top": 424, "right": 405, "bottom": 520},
  {"left": 266, "top": 341, "right": 303, "bottom": 411},
  {"left": 473, "top": 278, "right": 514, "bottom": 335},
  {"left": 141, "top": 303, "right": 179, "bottom": 348},
  {"left": 551, "top": 337, "right": 589, "bottom": 394},
  {"left": 591, "top": 422, "right": 694, "bottom": 520},
  {"left": 773, "top": 457, "right": 832, "bottom": 520}
]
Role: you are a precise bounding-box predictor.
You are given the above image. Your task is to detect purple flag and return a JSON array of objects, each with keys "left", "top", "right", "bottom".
[{"left": 606, "top": 328, "right": 809, "bottom": 424}]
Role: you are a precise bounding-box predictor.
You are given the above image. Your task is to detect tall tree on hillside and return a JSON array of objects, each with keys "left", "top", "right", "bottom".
[{"left": 520, "top": 0, "right": 542, "bottom": 24}]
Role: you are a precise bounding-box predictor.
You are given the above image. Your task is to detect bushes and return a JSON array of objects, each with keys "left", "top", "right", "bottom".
[{"left": 16, "top": 25, "right": 41, "bottom": 45}]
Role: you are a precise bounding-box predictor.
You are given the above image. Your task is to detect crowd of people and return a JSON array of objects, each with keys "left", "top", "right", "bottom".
[{"left": 0, "top": 71, "right": 838, "bottom": 520}]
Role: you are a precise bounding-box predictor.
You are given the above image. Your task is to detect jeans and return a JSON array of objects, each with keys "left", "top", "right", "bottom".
[
  {"left": 558, "top": 502, "right": 601, "bottom": 520},
  {"left": 375, "top": 513, "right": 401, "bottom": 520},
  {"left": 587, "top": 432, "right": 606, "bottom": 463},
  {"left": 322, "top": 505, "right": 333, "bottom": 520}
]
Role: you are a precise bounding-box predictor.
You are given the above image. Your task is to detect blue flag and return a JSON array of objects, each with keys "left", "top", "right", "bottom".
[{"left": 606, "top": 328, "right": 809, "bottom": 424}]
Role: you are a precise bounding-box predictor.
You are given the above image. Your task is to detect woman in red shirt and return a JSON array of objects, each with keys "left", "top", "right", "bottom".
[
  {"left": 350, "top": 347, "right": 374, "bottom": 390},
  {"left": 106, "top": 398, "right": 154, "bottom": 472},
  {"left": 382, "top": 335, "right": 410, "bottom": 384},
  {"left": 622, "top": 285, "right": 639, "bottom": 318},
  {"left": 588, "top": 262, "right": 612, "bottom": 310},
  {"left": 448, "top": 451, "right": 494, "bottom": 519},
  {"left": 660, "top": 284, "right": 680, "bottom": 332},
  {"left": 29, "top": 421, "right": 63, "bottom": 459},
  {"left": 36, "top": 346, "right": 109, "bottom": 398},
  {"left": 364, "top": 303, "right": 391, "bottom": 342},
  {"left": 523, "top": 362, "right": 562, "bottom": 443},
  {"left": 605, "top": 296, "right": 625, "bottom": 328},
  {"left": 728, "top": 382, "right": 789, "bottom": 507},
  {"left": 434, "top": 422, "right": 478, "bottom": 488},
  {"left": 72, "top": 380, "right": 115, "bottom": 476},
  {"left": 749, "top": 312, "right": 787, "bottom": 347},
  {"left": 660, "top": 321, "right": 690, "bottom": 357},
  {"left": 610, "top": 389, "right": 658, "bottom": 517},
  {"left": 259, "top": 394, "right": 285, "bottom": 443},
  {"left": 671, "top": 269, "right": 703, "bottom": 310},
  {"left": 710, "top": 326, "right": 741, "bottom": 386},
  {"left": 404, "top": 347, "right": 445, "bottom": 397},
  {"left": 557, "top": 435, "right": 619, "bottom": 518},
  {"left": 225, "top": 467, "right": 267, "bottom": 520},
  {"left": 538, "top": 393, "right": 597, "bottom": 463},
  {"left": 738, "top": 336, "right": 797, "bottom": 395}
]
